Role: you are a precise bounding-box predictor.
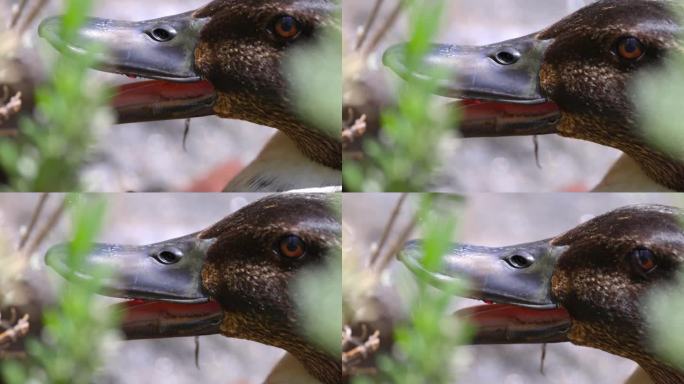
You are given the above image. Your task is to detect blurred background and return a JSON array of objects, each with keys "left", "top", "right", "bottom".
[
  {"left": 343, "top": 0, "right": 621, "bottom": 192},
  {"left": 0, "top": 193, "right": 286, "bottom": 384},
  {"left": 1, "top": 0, "right": 275, "bottom": 192},
  {"left": 343, "top": 193, "right": 684, "bottom": 383}
]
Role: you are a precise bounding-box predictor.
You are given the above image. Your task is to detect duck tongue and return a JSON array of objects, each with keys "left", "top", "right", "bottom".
[
  {"left": 113, "top": 80, "right": 217, "bottom": 124},
  {"left": 117, "top": 300, "right": 223, "bottom": 340},
  {"left": 456, "top": 303, "right": 570, "bottom": 344}
]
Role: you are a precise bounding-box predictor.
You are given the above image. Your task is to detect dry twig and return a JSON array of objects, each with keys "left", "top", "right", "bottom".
[
  {"left": 18, "top": 0, "right": 49, "bottom": 35},
  {"left": 355, "top": 0, "right": 385, "bottom": 51},
  {"left": 371, "top": 193, "right": 419, "bottom": 273},
  {"left": 9, "top": 0, "right": 29, "bottom": 29},
  {"left": 0, "top": 92, "right": 22, "bottom": 124},
  {"left": 369, "top": 193, "right": 407, "bottom": 267},
  {"left": 0, "top": 314, "right": 29, "bottom": 350},
  {"left": 343, "top": 194, "right": 418, "bottom": 377},
  {"left": 363, "top": 1, "right": 403, "bottom": 56},
  {"left": 342, "top": 325, "right": 381, "bottom": 376},
  {"left": 374, "top": 211, "right": 418, "bottom": 273},
  {"left": 25, "top": 197, "right": 66, "bottom": 257},
  {"left": 19, "top": 193, "right": 49, "bottom": 250},
  {"left": 342, "top": 114, "right": 367, "bottom": 148}
]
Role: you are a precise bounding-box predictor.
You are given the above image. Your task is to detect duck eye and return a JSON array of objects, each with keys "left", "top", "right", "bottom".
[
  {"left": 272, "top": 15, "right": 302, "bottom": 40},
  {"left": 154, "top": 248, "right": 183, "bottom": 265},
  {"left": 148, "top": 26, "right": 176, "bottom": 42},
  {"left": 277, "top": 235, "right": 306, "bottom": 259},
  {"left": 616, "top": 36, "right": 644, "bottom": 61},
  {"left": 630, "top": 248, "right": 657, "bottom": 275},
  {"left": 506, "top": 254, "right": 534, "bottom": 269}
]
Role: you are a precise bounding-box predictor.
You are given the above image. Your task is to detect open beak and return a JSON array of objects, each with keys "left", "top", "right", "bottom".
[
  {"left": 384, "top": 34, "right": 561, "bottom": 138},
  {"left": 38, "top": 11, "right": 217, "bottom": 124},
  {"left": 45, "top": 233, "right": 223, "bottom": 340},
  {"left": 400, "top": 239, "right": 571, "bottom": 344}
]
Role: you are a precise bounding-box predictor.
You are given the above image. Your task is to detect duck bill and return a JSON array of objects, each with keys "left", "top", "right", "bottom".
[
  {"left": 39, "top": 11, "right": 217, "bottom": 123},
  {"left": 400, "top": 239, "right": 571, "bottom": 344},
  {"left": 384, "top": 34, "right": 561, "bottom": 137},
  {"left": 45, "top": 233, "right": 224, "bottom": 339}
]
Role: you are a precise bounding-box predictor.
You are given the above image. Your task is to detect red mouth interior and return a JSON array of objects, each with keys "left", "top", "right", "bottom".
[
  {"left": 449, "top": 99, "right": 561, "bottom": 138},
  {"left": 118, "top": 299, "right": 222, "bottom": 318},
  {"left": 112, "top": 80, "right": 215, "bottom": 111},
  {"left": 457, "top": 303, "right": 570, "bottom": 327},
  {"left": 459, "top": 99, "right": 560, "bottom": 121},
  {"left": 115, "top": 299, "right": 223, "bottom": 339}
]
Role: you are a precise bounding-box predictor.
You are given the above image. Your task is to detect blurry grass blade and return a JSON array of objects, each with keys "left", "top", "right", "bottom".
[
  {"left": 0, "top": 0, "right": 112, "bottom": 191},
  {"left": 344, "top": 0, "right": 458, "bottom": 191},
  {"left": 294, "top": 254, "right": 342, "bottom": 355},
  {"left": 286, "top": 14, "right": 341, "bottom": 139},
  {"left": 295, "top": 193, "right": 341, "bottom": 355},
  {"left": 636, "top": 54, "right": 684, "bottom": 160},
  {"left": 66, "top": 194, "right": 106, "bottom": 261},
  {"left": 362, "top": 194, "right": 470, "bottom": 384},
  {"left": 2, "top": 194, "right": 120, "bottom": 384}
]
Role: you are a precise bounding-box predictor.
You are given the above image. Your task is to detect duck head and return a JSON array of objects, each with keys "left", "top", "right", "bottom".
[
  {"left": 45, "top": 193, "right": 342, "bottom": 384},
  {"left": 384, "top": 0, "right": 684, "bottom": 190},
  {"left": 401, "top": 205, "right": 684, "bottom": 384},
  {"left": 39, "top": 0, "right": 341, "bottom": 170}
]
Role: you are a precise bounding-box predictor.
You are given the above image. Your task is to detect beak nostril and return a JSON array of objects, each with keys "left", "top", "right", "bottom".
[
  {"left": 507, "top": 254, "right": 534, "bottom": 269},
  {"left": 155, "top": 248, "right": 183, "bottom": 265},
  {"left": 149, "top": 27, "right": 176, "bottom": 42},
  {"left": 493, "top": 50, "right": 520, "bottom": 65}
]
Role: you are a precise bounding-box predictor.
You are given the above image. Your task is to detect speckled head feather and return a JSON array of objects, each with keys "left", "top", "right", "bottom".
[
  {"left": 198, "top": 193, "right": 341, "bottom": 384},
  {"left": 551, "top": 204, "right": 684, "bottom": 383},
  {"left": 538, "top": 0, "right": 684, "bottom": 190},
  {"left": 192, "top": 0, "right": 341, "bottom": 170}
]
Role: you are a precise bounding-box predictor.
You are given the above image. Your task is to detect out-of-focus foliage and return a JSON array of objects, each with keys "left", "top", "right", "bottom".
[
  {"left": 636, "top": 60, "right": 684, "bottom": 160},
  {"left": 648, "top": 269, "right": 684, "bottom": 369},
  {"left": 0, "top": 0, "right": 112, "bottom": 191},
  {"left": 635, "top": 2, "right": 684, "bottom": 161},
  {"left": 286, "top": 4, "right": 341, "bottom": 139},
  {"left": 344, "top": 0, "right": 457, "bottom": 192},
  {"left": 646, "top": 203, "right": 684, "bottom": 370},
  {"left": 284, "top": 2, "right": 342, "bottom": 355},
  {"left": 293, "top": 194, "right": 342, "bottom": 355},
  {"left": 2, "top": 195, "right": 120, "bottom": 384},
  {"left": 357, "top": 195, "right": 470, "bottom": 383},
  {"left": 637, "top": 0, "right": 684, "bottom": 370}
]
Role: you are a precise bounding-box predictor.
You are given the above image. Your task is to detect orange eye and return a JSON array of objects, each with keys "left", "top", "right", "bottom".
[
  {"left": 278, "top": 235, "right": 306, "bottom": 259},
  {"left": 616, "top": 36, "right": 645, "bottom": 60},
  {"left": 273, "top": 15, "right": 301, "bottom": 40},
  {"left": 631, "top": 248, "right": 657, "bottom": 275}
]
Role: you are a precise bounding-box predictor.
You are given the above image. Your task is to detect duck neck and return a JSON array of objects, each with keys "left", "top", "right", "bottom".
[
  {"left": 557, "top": 114, "right": 684, "bottom": 191},
  {"left": 285, "top": 342, "right": 341, "bottom": 384},
  {"left": 639, "top": 361, "right": 684, "bottom": 384},
  {"left": 213, "top": 93, "right": 341, "bottom": 170},
  {"left": 258, "top": 331, "right": 341, "bottom": 384},
  {"left": 621, "top": 146, "right": 684, "bottom": 192},
  {"left": 220, "top": 312, "right": 341, "bottom": 384}
]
